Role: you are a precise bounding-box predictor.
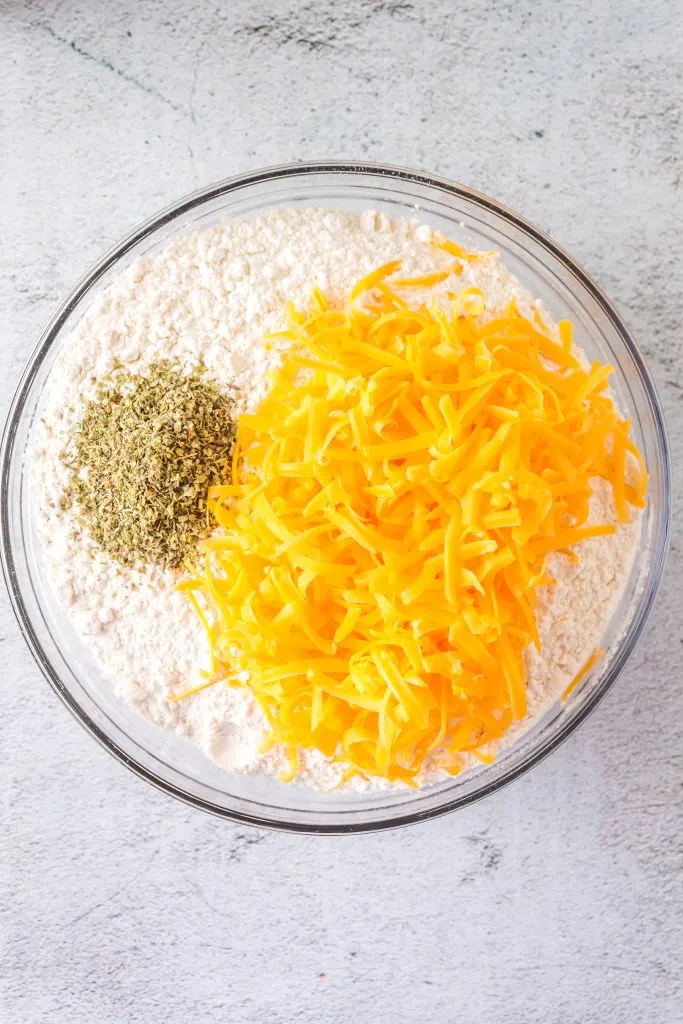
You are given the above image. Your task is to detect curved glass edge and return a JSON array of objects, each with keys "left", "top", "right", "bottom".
[{"left": 0, "top": 161, "right": 672, "bottom": 834}]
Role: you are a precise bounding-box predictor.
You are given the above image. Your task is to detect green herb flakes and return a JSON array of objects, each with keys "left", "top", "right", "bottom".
[{"left": 64, "top": 361, "right": 237, "bottom": 569}]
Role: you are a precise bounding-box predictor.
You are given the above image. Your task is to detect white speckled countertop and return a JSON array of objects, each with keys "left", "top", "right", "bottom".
[{"left": 1, "top": 2, "right": 681, "bottom": 1021}]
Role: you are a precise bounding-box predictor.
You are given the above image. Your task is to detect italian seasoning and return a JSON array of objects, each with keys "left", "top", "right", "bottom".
[{"left": 63, "top": 361, "right": 237, "bottom": 569}]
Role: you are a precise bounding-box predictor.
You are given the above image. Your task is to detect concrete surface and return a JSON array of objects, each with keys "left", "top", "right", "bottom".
[{"left": 1, "top": 2, "right": 682, "bottom": 1022}]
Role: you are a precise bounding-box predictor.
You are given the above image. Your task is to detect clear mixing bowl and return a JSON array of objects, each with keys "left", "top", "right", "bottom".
[{"left": 0, "top": 162, "right": 671, "bottom": 833}]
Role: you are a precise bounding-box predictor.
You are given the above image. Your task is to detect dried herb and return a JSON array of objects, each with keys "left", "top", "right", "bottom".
[{"left": 64, "top": 361, "right": 237, "bottom": 569}]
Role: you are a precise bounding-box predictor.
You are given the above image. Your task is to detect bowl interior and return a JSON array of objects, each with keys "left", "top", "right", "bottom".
[{"left": 1, "top": 164, "right": 670, "bottom": 832}]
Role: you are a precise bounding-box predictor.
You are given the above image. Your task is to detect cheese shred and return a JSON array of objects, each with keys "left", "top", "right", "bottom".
[{"left": 183, "top": 254, "right": 646, "bottom": 784}]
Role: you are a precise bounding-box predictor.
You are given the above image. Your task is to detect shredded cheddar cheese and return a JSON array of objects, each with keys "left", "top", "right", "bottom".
[
  {"left": 561, "top": 647, "right": 606, "bottom": 702},
  {"left": 182, "top": 258, "right": 647, "bottom": 785}
]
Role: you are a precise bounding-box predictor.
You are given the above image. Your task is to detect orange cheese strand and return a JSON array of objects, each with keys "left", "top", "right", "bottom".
[
  {"left": 185, "top": 262, "right": 646, "bottom": 784},
  {"left": 561, "top": 647, "right": 605, "bottom": 702}
]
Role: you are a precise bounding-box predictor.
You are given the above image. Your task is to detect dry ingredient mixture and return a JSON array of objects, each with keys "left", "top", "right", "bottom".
[{"left": 31, "top": 209, "right": 643, "bottom": 791}]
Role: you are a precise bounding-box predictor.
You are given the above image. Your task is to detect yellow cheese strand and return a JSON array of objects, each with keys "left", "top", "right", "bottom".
[
  {"left": 185, "top": 256, "right": 646, "bottom": 784},
  {"left": 561, "top": 647, "right": 605, "bottom": 702}
]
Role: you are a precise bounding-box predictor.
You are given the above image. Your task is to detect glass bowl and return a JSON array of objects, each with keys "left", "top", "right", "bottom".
[{"left": 0, "top": 162, "right": 671, "bottom": 834}]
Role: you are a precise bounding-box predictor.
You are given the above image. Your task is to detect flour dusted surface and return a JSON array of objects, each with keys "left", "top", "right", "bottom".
[{"left": 31, "top": 209, "right": 638, "bottom": 792}]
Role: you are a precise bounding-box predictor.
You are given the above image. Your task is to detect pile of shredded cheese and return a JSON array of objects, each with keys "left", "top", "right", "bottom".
[{"left": 181, "top": 247, "right": 647, "bottom": 786}]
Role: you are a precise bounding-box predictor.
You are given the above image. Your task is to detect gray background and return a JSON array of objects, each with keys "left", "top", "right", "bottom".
[{"left": 2, "top": 2, "right": 681, "bottom": 1022}]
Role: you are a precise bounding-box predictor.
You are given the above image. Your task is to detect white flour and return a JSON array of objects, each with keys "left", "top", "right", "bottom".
[{"left": 30, "top": 209, "right": 638, "bottom": 791}]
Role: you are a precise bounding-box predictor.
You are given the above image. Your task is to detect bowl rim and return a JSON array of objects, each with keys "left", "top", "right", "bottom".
[{"left": 0, "top": 160, "right": 672, "bottom": 834}]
